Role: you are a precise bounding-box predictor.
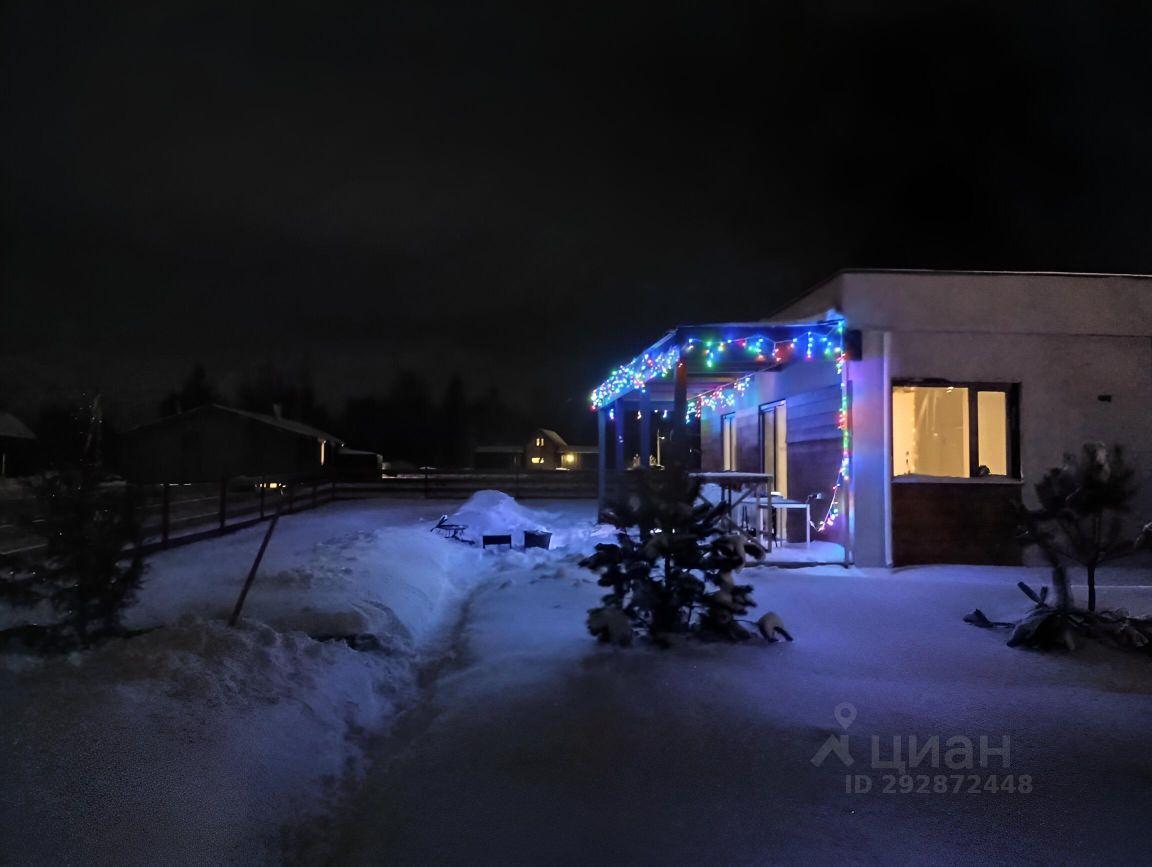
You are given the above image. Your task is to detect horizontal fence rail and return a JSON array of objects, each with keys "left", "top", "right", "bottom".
[
  {"left": 336, "top": 469, "right": 598, "bottom": 500},
  {"left": 0, "top": 470, "right": 601, "bottom": 560},
  {"left": 0, "top": 475, "right": 336, "bottom": 559}
]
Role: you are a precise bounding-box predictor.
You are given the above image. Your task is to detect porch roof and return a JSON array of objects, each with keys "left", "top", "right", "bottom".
[{"left": 589, "top": 315, "right": 845, "bottom": 410}]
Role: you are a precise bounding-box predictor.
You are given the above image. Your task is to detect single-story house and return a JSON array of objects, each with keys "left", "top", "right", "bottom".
[
  {"left": 474, "top": 429, "right": 598, "bottom": 470},
  {"left": 122, "top": 404, "right": 344, "bottom": 483},
  {"left": 589, "top": 269, "right": 1152, "bottom": 566}
]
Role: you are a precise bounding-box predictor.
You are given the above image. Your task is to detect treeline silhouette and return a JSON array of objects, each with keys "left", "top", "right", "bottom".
[
  {"left": 156, "top": 363, "right": 551, "bottom": 468},
  {"left": 9, "top": 363, "right": 594, "bottom": 475}
]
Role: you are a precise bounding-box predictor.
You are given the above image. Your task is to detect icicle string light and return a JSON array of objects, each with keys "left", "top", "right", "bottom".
[
  {"left": 817, "top": 321, "right": 850, "bottom": 532},
  {"left": 684, "top": 323, "right": 845, "bottom": 419},
  {"left": 589, "top": 320, "right": 849, "bottom": 533},
  {"left": 589, "top": 345, "right": 680, "bottom": 410}
]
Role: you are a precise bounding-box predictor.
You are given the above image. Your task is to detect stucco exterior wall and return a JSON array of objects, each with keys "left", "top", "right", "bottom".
[
  {"left": 889, "top": 330, "right": 1152, "bottom": 514},
  {"left": 845, "top": 331, "right": 890, "bottom": 566},
  {"left": 840, "top": 271, "right": 1152, "bottom": 336}
]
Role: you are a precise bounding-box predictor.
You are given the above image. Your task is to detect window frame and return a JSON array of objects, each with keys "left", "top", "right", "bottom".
[
  {"left": 758, "top": 400, "right": 787, "bottom": 494},
  {"left": 891, "top": 380, "right": 1020, "bottom": 480},
  {"left": 720, "top": 412, "right": 736, "bottom": 471}
]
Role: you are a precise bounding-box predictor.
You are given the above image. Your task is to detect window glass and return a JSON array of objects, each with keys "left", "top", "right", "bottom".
[
  {"left": 977, "top": 391, "right": 1008, "bottom": 475},
  {"left": 892, "top": 386, "right": 970, "bottom": 477}
]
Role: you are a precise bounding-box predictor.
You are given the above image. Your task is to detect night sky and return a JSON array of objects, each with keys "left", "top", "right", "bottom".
[{"left": 4, "top": 2, "right": 1151, "bottom": 437}]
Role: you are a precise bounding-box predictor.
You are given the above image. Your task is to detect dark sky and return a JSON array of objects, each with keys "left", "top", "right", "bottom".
[{"left": 4, "top": 1, "right": 1152, "bottom": 433}]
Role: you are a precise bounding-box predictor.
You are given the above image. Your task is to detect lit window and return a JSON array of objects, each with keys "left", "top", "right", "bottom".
[
  {"left": 563, "top": 453, "right": 575, "bottom": 464},
  {"left": 319, "top": 440, "right": 326, "bottom": 465},
  {"left": 530, "top": 456, "right": 544, "bottom": 464},
  {"left": 892, "top": 384, "right": 1014, "bottom": 478},
  {"left": 535, "top": 437, "right": 544, "bottom": 447}
]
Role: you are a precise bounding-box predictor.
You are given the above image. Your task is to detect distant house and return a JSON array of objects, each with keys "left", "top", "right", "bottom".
[
  {"left": 123, "top": 404, "right": 344, "bottom": 483},
  {"left": 474, "top": 428, "right": 598, "bottom": 470},
  {"left": 0, "top": 412, "right": 36, "bottom": 477}
]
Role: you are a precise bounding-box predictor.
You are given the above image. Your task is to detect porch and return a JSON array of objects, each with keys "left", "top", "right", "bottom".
[{"left": 589, "top": 319, "right": 854, "bottom": 565}]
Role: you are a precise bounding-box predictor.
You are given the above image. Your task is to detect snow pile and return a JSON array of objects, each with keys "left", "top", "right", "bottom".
[
  {"left": 446, "top": 490, "right": 609, "bottom": 551},
  {"left": 449, "top": 490, "right": 557, "bottom": 544},
  {"left": 73, "top": 616, "right": 410, "bottom": 709},
  {"left": 0, "top": 617, "right": 412, "bottom": 863},
  {"left": 128, "top": 521, "right": 482, "bottom": 647}
]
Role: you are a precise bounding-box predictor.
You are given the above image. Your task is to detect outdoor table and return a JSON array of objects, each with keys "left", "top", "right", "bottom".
[
  {"left": 688, "top": 471, "right": 772, "bottom": 534},
  {"left": 758, "top": 497, "right": 811, "bottom": 547}
]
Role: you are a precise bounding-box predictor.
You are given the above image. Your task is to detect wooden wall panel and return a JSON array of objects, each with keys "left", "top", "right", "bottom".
[
  {"left": 785, "top": 384, "right": 841, "bottom": 443},
  {"left": 891, "top": 482, "right": 1022, "bottom": 565},
  {"left": 785, "top": 437, "right": 844, "bottom": 545}
]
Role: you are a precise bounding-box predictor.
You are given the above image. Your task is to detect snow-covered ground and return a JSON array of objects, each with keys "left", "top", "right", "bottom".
[
  {"left": 3, "top": 495, "right": 1151, "bottom": 864},
  {"left": 0, "top": 494, "right": 601, "bottom": 865}
]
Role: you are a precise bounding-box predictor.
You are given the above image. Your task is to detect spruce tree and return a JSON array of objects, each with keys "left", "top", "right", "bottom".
[
  {"left": 0, "top": 405, "right": 145, "bottom": 650},
  {"left": 580, "top": 467, "right": 771, "bottom": 645},
  {"left": 1020, "top": 443, "right": 1146, "bottom": 612}
]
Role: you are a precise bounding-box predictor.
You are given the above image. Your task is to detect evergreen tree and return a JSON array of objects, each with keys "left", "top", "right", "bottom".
[
  {"left": 0, "top": 406, "right": 145, "bottom": 650},
  {"left": 1020, "top": 443, "right": 1146, "bottom": 612},
  {"left": 580, "top": 468, "right": 782, "bottom": 645}
]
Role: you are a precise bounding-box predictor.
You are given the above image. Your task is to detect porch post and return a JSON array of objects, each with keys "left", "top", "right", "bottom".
[
  {"left": 612, "top": 400, "right": 625, "bottom": 472},
  {"left": 668, "top": 359, "right": 689, "bottom": 468},
  {"left": 639, "top": 393, "right": 652, "bottom": 468},
  {"left": 597, "top": 407, "right": 607, "bottom": 507}
]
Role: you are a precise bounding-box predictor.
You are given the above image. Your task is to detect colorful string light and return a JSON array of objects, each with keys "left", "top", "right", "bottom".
[
  {"left": 685, "top": 373, "right": 755, "bottom": 418},
  {"left": 589, "top": 345, "right": 680, "bottom": 410},
  {"left": 590, "top": 320, "right": 850, "bottom": 534},
  {"left": 682, "top": 324, "right": 845, "bottom": 420}
]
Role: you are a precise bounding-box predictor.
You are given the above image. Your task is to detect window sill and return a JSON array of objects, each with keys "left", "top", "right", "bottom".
[{"left": 892, "top": 474, "right": 1023, "bottom": 485}]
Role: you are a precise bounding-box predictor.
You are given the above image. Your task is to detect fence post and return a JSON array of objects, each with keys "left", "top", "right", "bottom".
[
  {"left": 424, "top": 469, "right": 429, "bottom": 499},
  {"left": 161, "top": 482, "right": 170, "bottom": 548},
  {"left": 330, "top": 479, "right": 336, "bottom": 503},
  {"left": 515, "top": 468, "right": 520, "bottom": 500},
  {"left": 312, "top": 480, "right": 318, "bottom": 509},
  {"left": 287, "top": 483, "right": 295, "bottom": 513},
  {"left": 218, "top": 477, "right": 227, "bottom": 531},
  {"left": 259, "top": 476, "right": 266, "bottom": 518}
]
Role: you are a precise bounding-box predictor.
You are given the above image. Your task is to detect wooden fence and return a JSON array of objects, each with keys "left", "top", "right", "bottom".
[
  {"left": 336, "top": 469, "right": 598, "bottom": 500},
  {"left": 0, "top": 470, "right": 600, "bottom": 559},
  {"left": 0, "top": 475, "right": 336, "bottom": 558}
]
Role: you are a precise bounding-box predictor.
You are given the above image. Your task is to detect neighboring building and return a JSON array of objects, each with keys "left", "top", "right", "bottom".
[
  {"left": 332, "top": 447, "right": 384, "bottom": 480},
  {"left": 122, "top": 404, "right": 344, "bottom": 483},
  {"left": 590, "top": 269, "right": 1152, "bottom": 567},
  {"left": 474, "top": 445, "right": 525, "bottom": 470},
  {"left": 0, "top": 412, "right": 36, "bottom": 477},
  {"left": 474, "top": 429, "right": 598, "bottom": 470}
]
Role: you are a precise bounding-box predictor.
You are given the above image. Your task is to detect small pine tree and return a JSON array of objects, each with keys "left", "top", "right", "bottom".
[
  {"left": 1020, "top": 443, "right": 1146, "bottom": 613},
  {"left": 0, "top": 463, "right": 145, "bottom": 650},
  {"left": 580, "top": 468, "right": 767, "bottom": 645}
]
